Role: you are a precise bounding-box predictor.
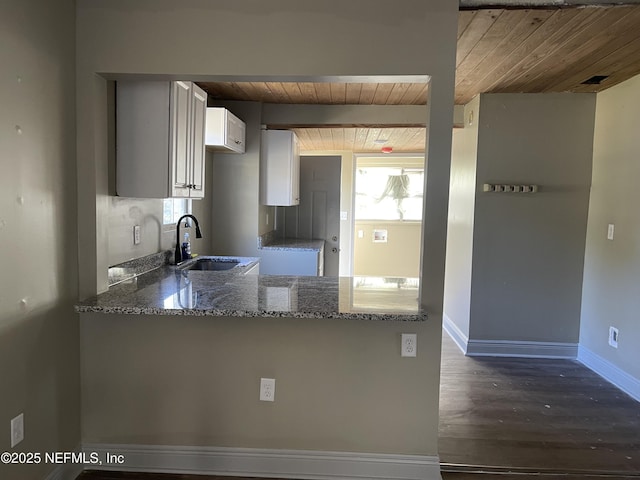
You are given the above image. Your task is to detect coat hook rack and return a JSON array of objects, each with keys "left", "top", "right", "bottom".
[{"left": 483, "top": 183, "right": 539, "bottom": 193}]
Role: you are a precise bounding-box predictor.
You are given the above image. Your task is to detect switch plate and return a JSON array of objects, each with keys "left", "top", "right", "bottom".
[
  {"left": 340, "top": 211, "right": 348, "bottom": 221},
  {"left": 607, "top": 224, "right": 615, "bottom": 240},
  {"left": 259, "top": 378, "right": 276, "bottom": 402},
  {"left": 133, "top": 225, "right": 141, "bottom": 245},
  {"left": 11, "top": 413, "right": 24, "bottom": 448},
  {"left": 401, "top": 333, "right": 417, "bottom": 357},
  {"left": 609, "top": 326, "right": 619, "bottom": 348}
]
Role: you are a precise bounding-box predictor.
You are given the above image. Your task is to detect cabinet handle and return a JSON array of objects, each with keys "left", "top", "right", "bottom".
[{"left": 235, "top": 140, "right": 242, "bottom": 144}]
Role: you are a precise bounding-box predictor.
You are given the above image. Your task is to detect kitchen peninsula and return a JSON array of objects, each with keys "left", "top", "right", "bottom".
[
  {"left": 76, "top": 253, "right": 438, "bottom": 478},
  {"left": 76, "top": 255, "right": 426, "bottom": 321}
]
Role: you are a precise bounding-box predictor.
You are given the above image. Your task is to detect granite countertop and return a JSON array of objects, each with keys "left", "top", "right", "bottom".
[
  {"left": 77, "top": 258, "right": 426, "bottom": 321},
  {"left": 259, "top": 238, "right": 325, "bottom": 252}
]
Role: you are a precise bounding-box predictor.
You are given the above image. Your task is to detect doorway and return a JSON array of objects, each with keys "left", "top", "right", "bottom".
[
  {"left": 277, "top": 155, "right": 342, "bottom": 276},
  {"left": 351, "top": 154, "right": 425, "bottom": 278}
]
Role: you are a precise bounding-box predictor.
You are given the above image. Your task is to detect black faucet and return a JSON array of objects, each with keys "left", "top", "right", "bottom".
[{"left": 175, "top": 214, "right": 203, "bottom": 264}]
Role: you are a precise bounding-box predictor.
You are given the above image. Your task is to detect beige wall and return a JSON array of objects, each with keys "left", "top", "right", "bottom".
[
  {"left": 81, "top": 313, "right": 441, "bottom": 455},
  {"left": 580, "top": 74, "right": 640, "bottom": 382},
  {"left": 0, "top": 0, "right": 80, "bottom": 478},
  {"left": 443, "top": 97, "right": 480, "bottom": 341},
  {"left": 470, "top": 93, "right": 595, "bottom": 343},
  {"left": 75, "top": 0, "right": 457, "bottom": 459},
  {"left": 354, "top": 222, "right": 421, "bottom": 277}
]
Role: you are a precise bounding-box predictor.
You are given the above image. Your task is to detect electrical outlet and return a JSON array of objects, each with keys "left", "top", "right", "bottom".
[
  {"left": 607, "top": 224, "right": 615, "bottom": 240},
  {"left": 259, "top": 378, "right": 276, "bottom": 402},
  {"left": 401, "top": 333, "right": 417, "bottom": 357},
  {"left": 11, "top": 413, "right": 24, "bottom": 448},
  {"left": 133, "top": 225, "right": 141, "bottom": 245},
  {"left": 609, "top": 326, "right": 619, "bottom": 348}
]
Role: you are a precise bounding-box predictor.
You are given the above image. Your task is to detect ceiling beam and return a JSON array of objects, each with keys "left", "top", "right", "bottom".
[{"left": 261, "top": 104, "right": 466, "bottom": 128}]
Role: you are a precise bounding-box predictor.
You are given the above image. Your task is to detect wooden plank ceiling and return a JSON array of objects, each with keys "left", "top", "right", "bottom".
[
  {"left": 455, "top": 5, "right": 640, "bottom": 104},
  {"left": 201, "top": 82, "right": 428, "bottom": 105},
  {"left": 198, "top": 5, "right": 640, "bottom": 152},
  {"left": 292, "top": 127, "right": 426, "bottom": 153}
]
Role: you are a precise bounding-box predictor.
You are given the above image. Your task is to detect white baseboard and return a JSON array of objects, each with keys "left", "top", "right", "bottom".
[
  {"left": 43, "top": 462, "right": 84, "bottom": 480},
  {"left": 578, "top": 345, "right": 640, "bottom": 403},
  {"left": 442, "top": 314, "right": 469, "bottom": 354},
  {"left": 443, "top": 315, "right": 577, "bottom": 359},
  {"left": 466, "top": 339, "right": 578, "bottom": 359},
  {"left": 81, "top": 444, "right": 442, "bottom": 480}
]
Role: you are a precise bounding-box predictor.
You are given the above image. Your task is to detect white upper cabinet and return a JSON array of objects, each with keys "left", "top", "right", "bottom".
[
  {"left": 117, "top": 80, "right": 207, "bottom": 199},
  {"left": 205, "top": 107, "right": 246, "bottom": 153},
  {"left": 260, "top": 130, "right": 300, "bottom": 206}
]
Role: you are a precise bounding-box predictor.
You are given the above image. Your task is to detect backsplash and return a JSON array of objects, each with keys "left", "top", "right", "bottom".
[
  {"left": 108, "top": 196, "right": 174, "bottom": 266},
  {"left": 257, "top": 229, "right": 278, "bottom": 249},
  {"left": 108, "top": 250, "right": 172, "bottom": 286}
]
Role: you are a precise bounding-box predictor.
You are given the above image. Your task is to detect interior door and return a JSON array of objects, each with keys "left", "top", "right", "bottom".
[{"left": 290, "top": 155, "right": 341, "bottom": 276}]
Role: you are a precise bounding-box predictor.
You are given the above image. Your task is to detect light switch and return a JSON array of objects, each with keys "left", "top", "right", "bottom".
[{"left": 607, "top": 224, "right": 614, "bottom": 240}]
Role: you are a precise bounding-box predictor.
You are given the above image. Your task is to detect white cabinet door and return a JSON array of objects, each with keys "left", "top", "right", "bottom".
[
  {"left": 260, "top": 130, "right": 300, "bottom": 206},
  {"left": 171, "top": 81, "right": 192, "bottom": 198},
  {"left": 190, "top": 85, "right": 207, "bottom": 199},
  {"left": 116, "top": 80, "right": 207, "bottom": 199},
  {"left": 226, "top": 111, "right": 246, "bottom": 152}
]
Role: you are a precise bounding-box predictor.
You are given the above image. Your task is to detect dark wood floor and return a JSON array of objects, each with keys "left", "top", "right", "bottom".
[
  {"left": 75, "top": 333, "right": 640, "bottom": 480},
  {"left": 439, "top": 332, "right": 640, "bottom": 474}
]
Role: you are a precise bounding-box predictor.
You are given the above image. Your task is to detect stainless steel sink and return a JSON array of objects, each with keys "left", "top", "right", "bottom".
[{"left": 182, "top": 258, "right": 240, "bottom": 271}]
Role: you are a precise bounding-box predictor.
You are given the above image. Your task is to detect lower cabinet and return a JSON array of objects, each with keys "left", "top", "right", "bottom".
[{"left": 258, "top": 249, "right": 323, "bottom": 276}]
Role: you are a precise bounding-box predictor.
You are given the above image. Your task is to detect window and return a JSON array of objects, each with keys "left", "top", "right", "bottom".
[
  {"left": 163, "top": 198, "right": 191, "bottom": 225},
  {"left": 354, "top": 166, "right": 424, "bottom": 221}
]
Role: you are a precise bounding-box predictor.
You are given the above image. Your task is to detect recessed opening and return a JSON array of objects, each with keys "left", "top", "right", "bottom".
[{"left": 582, "top": 75, "right": 609, "bottom": 85}]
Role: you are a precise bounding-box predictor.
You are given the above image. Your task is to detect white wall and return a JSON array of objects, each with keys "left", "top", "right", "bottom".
[
  {"left": 443, "top": 97, "right": 480, "bottom": 343},
  {"left": 0, "top": 0, "right": 80, "bottom": 478},
  {"left": 580, "top": 73, "right": 640, "bottom": 393}
]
